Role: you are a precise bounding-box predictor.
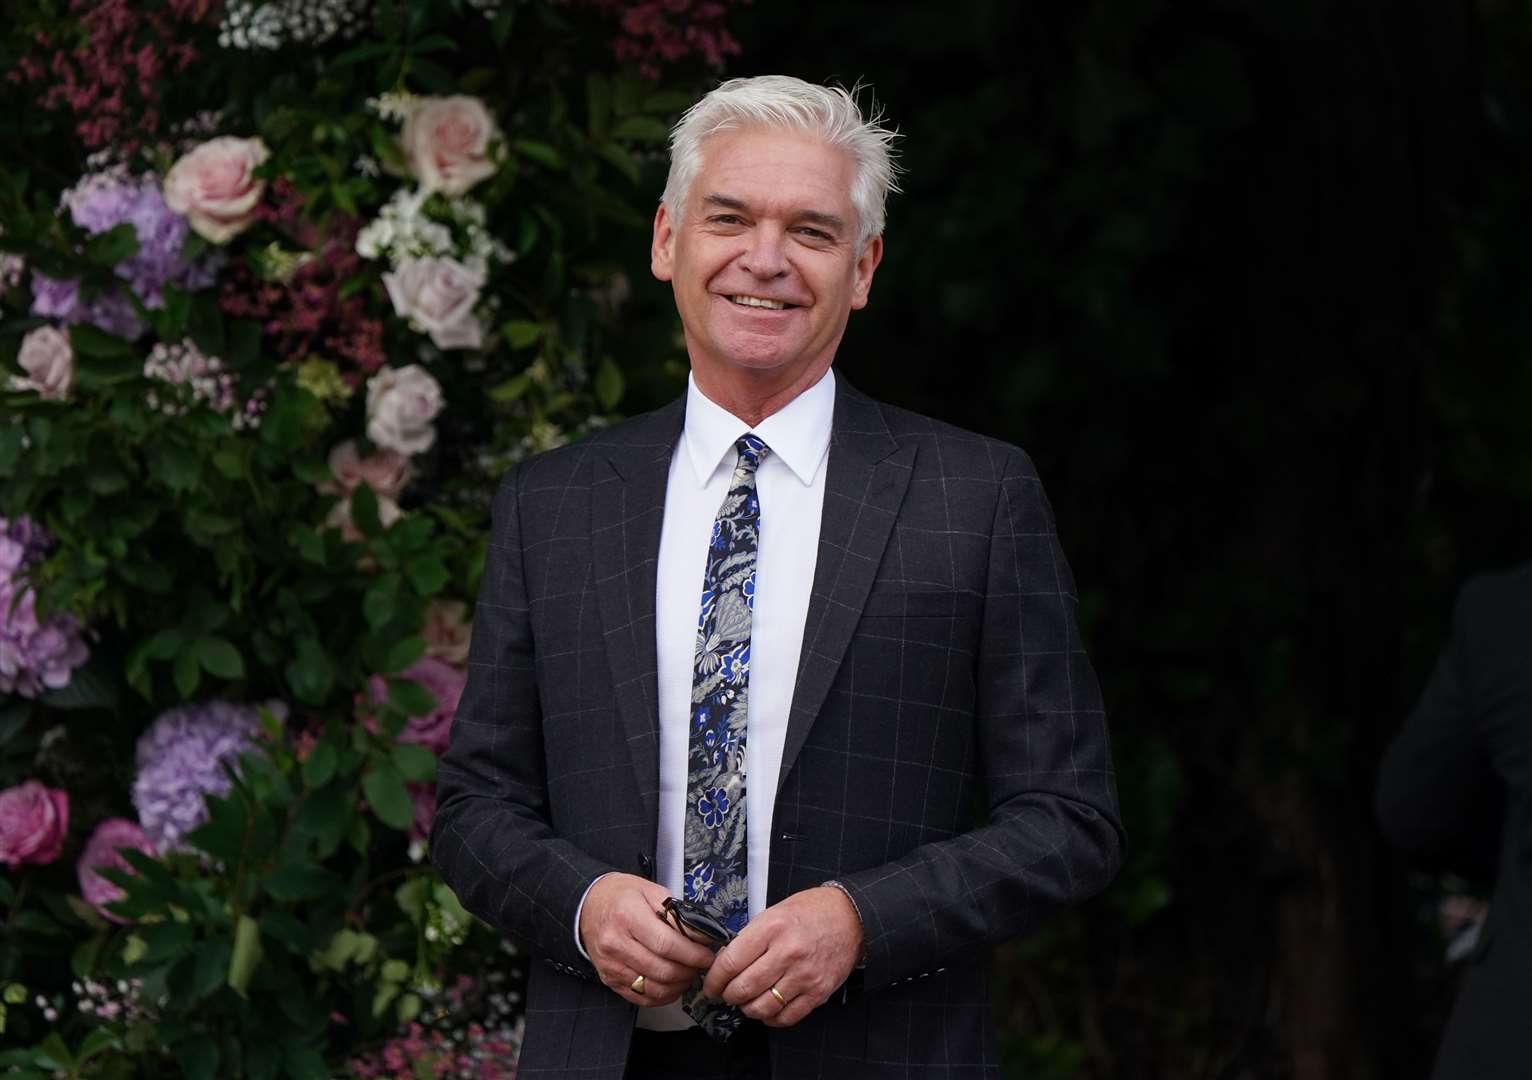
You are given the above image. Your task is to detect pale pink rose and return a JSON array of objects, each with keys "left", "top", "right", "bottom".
[
  {"left": 163, "top": 136, "right": 270, "bottom": 244},
  {"left": 76, "top": 818, "right": 156, "bottom": 923},
  {"left": 324, "top": 491, "right": 403, "bottom": 542},
  {"left": 422, "top": 599, "right": 472, "bottom": 665},
  {"left": 324, "top": 440, "right": 414, "bottom": 500},
  {"left": 358, "top": 656, "right": 466, "bottom": 755},
  {"left": 382, "top": 256, "right": 485, "bottom": 351},
  {"left": 10, "top": 325, "right": 74, "bottom": 400},
  {"left": 0, "top": 781, "right": 70, "bottom": 868},
  {"left": 365, "top": 364, "right": 443, "bottom": 456},
  {"left": 400, "top": 96, "right": 501, "bottom": 196}
]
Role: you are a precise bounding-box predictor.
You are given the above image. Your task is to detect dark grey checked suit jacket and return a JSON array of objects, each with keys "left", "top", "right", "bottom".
[{"left": 431, "top": 378, "right": 1124, "bottom": 1078}]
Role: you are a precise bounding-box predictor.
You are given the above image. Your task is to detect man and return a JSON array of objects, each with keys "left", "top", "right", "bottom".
[
  {"left": 1376, "top": 563, "right": 1532, "bottom": 1079},
  {"left": 432, "top": 75, "right": 1123, "bottom": 1078}
]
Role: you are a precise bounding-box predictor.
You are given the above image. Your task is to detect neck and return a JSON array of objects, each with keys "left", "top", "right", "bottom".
[{"left": 691, "top": 358, "right": 833, "bottom": 427}]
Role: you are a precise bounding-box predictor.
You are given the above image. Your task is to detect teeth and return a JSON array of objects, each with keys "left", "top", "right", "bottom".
[{"left": 729, "top": 295, "right": 787, "bottom": 310}]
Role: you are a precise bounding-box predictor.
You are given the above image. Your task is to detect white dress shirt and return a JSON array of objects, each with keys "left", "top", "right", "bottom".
[{"left": 576, "top": 368, "right": 833, "bottom": 1031}]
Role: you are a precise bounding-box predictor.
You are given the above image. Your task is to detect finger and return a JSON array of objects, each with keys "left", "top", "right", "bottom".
[
  {"left": 702, "top": 928, "right": 769, "bottom": 1000},
  {"left": 599, "top": 965, "right": 689, "bottom": 1008},
  {"left": 639, "top": 917, "right": 718, "bottom": 971},
  {"left": 740, "top": 983, "right": 793, "bottom": 1023},
  {"left": 760, "top": 992, "right": 820, "bottom": 1029},
  {"left": 603, "top": 942, "right": 700, "bottom": 989}
]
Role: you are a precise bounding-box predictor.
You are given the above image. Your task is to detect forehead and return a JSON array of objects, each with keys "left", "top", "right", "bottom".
[{"left": 690, "top": 127, "right": 857, "bottom": 216}]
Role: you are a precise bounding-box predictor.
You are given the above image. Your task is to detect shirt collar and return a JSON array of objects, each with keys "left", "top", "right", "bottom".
[{"left": 682, "top": 367, "right": 835, "bottom": 488}]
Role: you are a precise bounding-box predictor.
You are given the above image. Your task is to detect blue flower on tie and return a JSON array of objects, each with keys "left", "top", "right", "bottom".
[
  {"left": 745, "top": 492, "right": 760, "bottom": 518},
  {"left": 741, "top": 572, "right": 756, "bottom": 611},
  {"left": 692, "top": 705, "right": 711, "bottom": 732},
  {"left": 686, "top": 861, "right": 717, "bottom": 900},
  {"left": 710, "top": 520, "right": 726, "bottom": 550},
  {"left": 698, "top": 787, "right": 729, "bottom": 828},
  {"left": 718, "top": 642, "right": 750, "bottom": 685},
  {"left": 697, "top": 587, "right": 718, "bottom": 628}
]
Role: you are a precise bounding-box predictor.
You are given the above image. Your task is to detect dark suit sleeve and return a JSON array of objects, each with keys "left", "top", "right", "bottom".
[
  {"left": 1375, "top": 580, "right": 1504, "bottom": 880},
  {"left": 430, "top": 466, "right": 613, "bottom": 974},
  {"left": 833, "top": 448, "right": 1125, "bottom": 992}
]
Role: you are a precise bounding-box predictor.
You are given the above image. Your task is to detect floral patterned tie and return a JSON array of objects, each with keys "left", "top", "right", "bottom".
[{"left": 681, "top": 433, "right": 768, "bottom": 1039}]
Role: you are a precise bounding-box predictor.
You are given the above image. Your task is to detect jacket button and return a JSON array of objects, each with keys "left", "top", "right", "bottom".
[{"left": 638, "top": 853, "right": 654, "bottom": 874}]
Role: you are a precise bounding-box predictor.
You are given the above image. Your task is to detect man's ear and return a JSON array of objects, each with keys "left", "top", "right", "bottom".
[
  {"left": 651, "top": 202, "right": 676, "bottom": 282},
  {"left": 849, "top": 234, "right": 884, "bottom": 311}
]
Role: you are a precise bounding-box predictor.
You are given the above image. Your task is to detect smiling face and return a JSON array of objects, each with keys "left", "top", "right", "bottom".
[{"left": 651, "top": 128, "right": 883, "bottom": 402}]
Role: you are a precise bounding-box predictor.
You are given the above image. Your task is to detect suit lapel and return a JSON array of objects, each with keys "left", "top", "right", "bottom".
[
  {"left": 778, "top": 380, "right": 914, "bottom": 796},
  {"left": 590, "top": 396, "right": 684, "bottom": 833}
]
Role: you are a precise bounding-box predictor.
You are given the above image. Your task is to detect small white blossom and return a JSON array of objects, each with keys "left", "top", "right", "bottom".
[{"left": 218, "top": 0, "right": 370, "bottom": 51}]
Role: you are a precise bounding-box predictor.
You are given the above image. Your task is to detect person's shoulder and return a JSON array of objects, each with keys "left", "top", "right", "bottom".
[
  {"left": 1454, "top": 560, "right": 1532, "bottom": 631},
  {"left": 845, "top": 383, "right": 1037, "bottom": 485}
]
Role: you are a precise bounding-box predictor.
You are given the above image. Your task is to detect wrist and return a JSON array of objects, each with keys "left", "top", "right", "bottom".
[{"left": 821, "top": 880, "right": 867, "bottom": 968}]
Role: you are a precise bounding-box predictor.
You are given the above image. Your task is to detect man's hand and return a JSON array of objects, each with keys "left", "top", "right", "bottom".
[
  {"left": 579, "top": 873, "right": 717, "bottom": 1007},
  {"left": 701, "top": 886, "right": 863, "bottom": 1027}
]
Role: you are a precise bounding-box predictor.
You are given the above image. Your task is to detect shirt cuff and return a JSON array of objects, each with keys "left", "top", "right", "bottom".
[
  {"left": 574, "top": 872, "right": 617, "bottom": 961},
  {"left": 821, "top": 879, "right": 868, "bottom": 969}
]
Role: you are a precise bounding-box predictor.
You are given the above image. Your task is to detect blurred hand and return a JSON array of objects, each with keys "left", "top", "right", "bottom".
[
  {"left": 701, "top": 886, "right": 862, "bottom": 1027},
  {"left": 578, "top": 873, "right": 717, "bottom": 1006}
]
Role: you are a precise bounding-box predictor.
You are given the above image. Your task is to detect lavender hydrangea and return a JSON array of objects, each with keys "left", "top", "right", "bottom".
[
  {"left": 132, "top": 701, "right": 261, "bottom": 854},
  {"left": 0, "top": 517, "right": 90, "bottom": 699},
  {"left": 30, "top": 170, "right": 224, "bottom": 341}
]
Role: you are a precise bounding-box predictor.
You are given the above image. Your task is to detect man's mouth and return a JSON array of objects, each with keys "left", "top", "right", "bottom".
[{"left": 726, "top": 295, "right": 796, "bottom": 310}]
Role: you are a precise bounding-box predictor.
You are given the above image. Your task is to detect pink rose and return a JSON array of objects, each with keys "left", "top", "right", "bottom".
[
  {"left": 365, "top": 365, "right": 444, "bottom": 456},
  {"left": 382, "top": 256, "right": 485, "bottom": 351},
  {"left": 163, "top": 136, "right": 270, "bottom": 244},
  {"left": 400, "top": 96, "right": 501, "bottom": 196},
  {"left": 422, "top": 599, "right": 472, "bottom": 665},
  {"left": 358, "top": 656, "right": 465, "bottom": 755},
  {"left": 0, "top": 781, "right": 70, "bottom": 868},
  {"left": 324, "top": 440, "right": 414, "bottom": 501},
  {"left": 10, "top": 325, "right": 74, "bottom": 400},
  {"left": 76, "top": 818, "right": 156, "bottom": 923}
]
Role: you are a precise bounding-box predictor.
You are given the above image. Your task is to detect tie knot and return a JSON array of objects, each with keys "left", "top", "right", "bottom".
[{"left": 735, "top": 434, "right": 770, "bottom": 472}]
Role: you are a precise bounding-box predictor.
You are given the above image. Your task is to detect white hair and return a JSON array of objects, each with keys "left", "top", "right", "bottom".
[{"left": 661, "top": 75, "right": 902, "bottom": 251}]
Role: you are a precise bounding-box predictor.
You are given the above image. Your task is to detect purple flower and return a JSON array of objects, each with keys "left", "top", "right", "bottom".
[
  {"left": 132, "top": 701, "right": 261, "bottom": 854},
  {"left": 0, "top": 516, "right": 89, "bottom": 699},
  {"left": 30, "top": 171, "right": 225, "bottom": 341}
]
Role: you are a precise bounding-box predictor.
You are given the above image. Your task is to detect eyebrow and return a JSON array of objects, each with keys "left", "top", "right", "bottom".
[{"left": 700, "top": 193, "right": 847, "bottom": 235}]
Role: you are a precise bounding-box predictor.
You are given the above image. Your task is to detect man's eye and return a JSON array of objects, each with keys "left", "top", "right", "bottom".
[
  {"left": 796, "top": 227, "right": 833, "bottom": 242},
  {"left": 711, "top": 214, "right": 744, "bottom": 225}
]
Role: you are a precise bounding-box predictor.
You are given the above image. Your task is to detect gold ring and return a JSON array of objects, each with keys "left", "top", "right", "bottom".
[
  {"left": 769, "top": 986, "right": 786, "bottom": 1007},
  {"left": 631, "top": 974, "right": 646, "bottom": 995}
]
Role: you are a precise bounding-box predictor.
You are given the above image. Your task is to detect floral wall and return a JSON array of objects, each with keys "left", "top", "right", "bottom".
[{"left": 0, "top": 1, "right": 738, "bottom": 1076}]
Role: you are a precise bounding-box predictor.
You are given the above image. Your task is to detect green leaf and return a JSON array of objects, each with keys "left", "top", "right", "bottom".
[
  {"left": 504, "top": 320, "right": 541, "bottom": 349},
  {"left": 489, "top": 372, "right": 531, "bottom": 403},
  {"left": 302, "top": 739, "right": 338, "bottom": 788},
  {"left": 195, "top": 637, "right": 245, "bottom": 680},
  {"left": 262, "top": 861, "right": 343, "bottom": 902},
  {"left": 595, "top": 356, "right": 624, "bottom": 410},
  {"left": 173, "top": 1036, "right": 218, "bottom": 1080},
  {"left": 351, "top": 481, "right": 383, "bottom": 538},
  {"left": 387, "top": 675, "right": 437, "bottom": 716},
  {"left": 69, "top": 322, "right": 134, "bottom": 359},
  {"left": 139, "top": 922, "right": 195, "bottom": 964},
  {"left": 174, "top": 648, "right": 202, "bottom": 698},
  {"left": 610, "top": 115, "right": 671, "bottom": 143},
  {"left": 150, "top": 442, "right": 201, "bottom": 493},
  {"left": 391, "top": 743, "right": 436, "bottom": 782},
  {"left": 187, "top": 939, "right": 232, "bottom": 1002},
  {"left": 364, "top": 571, "right": 401, "bottom": 629},
  {"left": 228, "top": 915, "right": 262, "bottom": 998},
  {"left": 83, "top": 222, "right": 140, "bottom": 267},
  {"left": 294, "top": 781, "right": 352, "bottom": 856},
  {"left": 513, "top": 139, "right": 565, "bottom": 170},
  {"left": 282, "top": 1044, "right": 328, "bottom": 1080},
  {"left": 406, "top": 555, "right": 448, "bottom": 596},
  {"left": 285, "top": 639, "right": 335, "bottom": 705},
  {"left": 37, "top": 654, "right": 119, "bottom": 710},
  {"left": 382, "top": 635, "right": 426, "bottom": 674},
  {"left": 186, "top": 790, "right": 248, "bottom": 864},
  {"left": 245, "top": 1039, "right": 279, "bottom": 1080},
  {"left": 362, "top": 759, "right": 413, "bottom": 831}
]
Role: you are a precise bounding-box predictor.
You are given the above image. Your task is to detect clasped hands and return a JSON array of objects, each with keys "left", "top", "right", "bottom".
[{"left": 577, "top": 873, "right": 862, "bottom": 1027}]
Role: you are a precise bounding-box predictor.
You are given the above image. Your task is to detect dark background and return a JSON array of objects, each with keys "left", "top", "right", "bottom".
[{"left": 624, "top": 2, "right": 1531, "bottom": 1076}]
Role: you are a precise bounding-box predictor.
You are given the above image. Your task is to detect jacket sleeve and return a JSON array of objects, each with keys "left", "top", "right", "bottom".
[
  {"left": 833, "top": 448, "right": 1125, "bottom": 992},
  {"left": 1375, "top": 580, "right": 1504, "bottom": 880},
  {"left": 429, "top": 465, "right": 613, "bottom": 976}
]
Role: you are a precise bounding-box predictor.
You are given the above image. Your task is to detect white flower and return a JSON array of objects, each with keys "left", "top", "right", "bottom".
[
  {"left": 163, "top": 136, "right": 270, "bottom": 244},
  {"left": 10, "top": 326, "right": 74, "bottom": 400},
  {"left": 399, "top": 96, "right": 502, "bottom": 197},
  {"left": 354, "top": 187, "right": 513, "bottom": 277},
  {"left": 383, "top": 256, "right": 485, "bottom": 351},
  {"left": 366, "top": 365, "right": 444, "bottom": 457}
]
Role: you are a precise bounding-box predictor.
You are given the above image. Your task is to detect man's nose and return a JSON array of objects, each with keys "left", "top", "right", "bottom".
[{"left": 738, "top": 228, "right": 788, "bottom": 278}]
